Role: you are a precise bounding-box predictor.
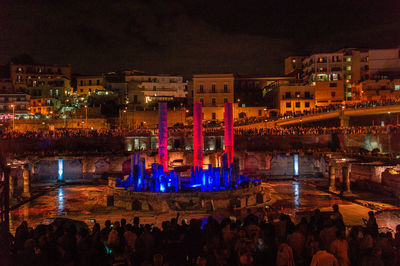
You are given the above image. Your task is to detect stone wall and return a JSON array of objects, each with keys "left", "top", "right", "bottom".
[
  {"left": 4, "top": 133, "right": 400, "bottom": 155},
  {"left": 19, "top": 152, "right": 328, "bottom": 182},
  {"left": 13, "top": 118, "right": 109, "bottom": 131},
  {"left": 106, "top": 178, "right": 270, "bottom": 212}
]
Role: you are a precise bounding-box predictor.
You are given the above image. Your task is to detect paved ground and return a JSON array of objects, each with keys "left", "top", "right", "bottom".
[{"left": 9, "top": 179, "right": 400, "bottom": 233}]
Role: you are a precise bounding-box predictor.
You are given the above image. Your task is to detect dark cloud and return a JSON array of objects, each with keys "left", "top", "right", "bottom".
[{"left": 0, "top": 0, "right": 399, "bottom": 76}]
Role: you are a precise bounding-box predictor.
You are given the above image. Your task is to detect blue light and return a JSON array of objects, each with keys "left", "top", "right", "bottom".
[
  {"left": 58, "top": 158, "right": 63, "bottom": 181},
  {"left": 294, "top": 153, "right": 299, "bottom": 176},
  {"left": 116, "top": 153, "right": 250, "bottom": 192}
]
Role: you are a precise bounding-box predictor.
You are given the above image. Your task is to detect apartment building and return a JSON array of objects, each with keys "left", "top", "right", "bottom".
[
  {"left": 76, "top": 75, "right": 105, "bottom": 96},
  {"left": 234, "top": 75, "right": 295, "bottom": 107},
  {"left": 284, "top": 56, "right": 306, "bottom": 77},
  {"left": 10, "top": 63, "right": 71, "bottom": 91},
  {"left": 31, "top": 77, "right": 72, "bottom": 101},
  {"left": 125, "top": 73, "right": 187, "bottom": 108},
  {"left": 0, "top": 79, "right": 14, "bottom": 93},
  {"left": 368, "top": 48, "right": 400, "bottom": 79},
  {"left": 193, "top": 74, "right": 234, "bottom": 121},
  {"left": 29, "top": 98, "right": 55, "bottom": 116},
  {"left": 275, "top": 84, "right": 315, "bottom": 115},
  {"left": 0, "top": 93, "right": 30, "bottom": 120},
  {"left": 352, "top": 79, "right": 400, "bottom": 102}
]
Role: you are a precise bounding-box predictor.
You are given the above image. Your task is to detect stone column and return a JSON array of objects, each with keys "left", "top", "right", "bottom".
[
  {"left": 329, "top": 165, "right": 336, "bottom": 192},
  {"left": 224, "top": 102, "right": 234, "bottom": 167},
  {"left": 340, "top": 113, "right": 350, "bottom": 127},
  {"left": 9, "top": 175, "right": 15, "bottom": 198},
  {"left": 193, "top": 102, "right": 203, "bottom": 168},
  {"left": 342, "top": 164, "right": 352, "bottom": 195},
  {"left": 22, "top": 165, "right": 31, "bottom": 198},
  {"left": 158, "top": 102, "right": 168, "bottom": 171}
]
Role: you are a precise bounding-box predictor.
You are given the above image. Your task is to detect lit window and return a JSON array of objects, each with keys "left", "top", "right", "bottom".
[
  {"left": 345, "top": 57, "right": 352, "bottom": 62},
  {"left": 395, "top": 85, "right": 400, "bottom": 90},
  {"left": 345, "top": 66, "right": 351, "bottom": 71}
]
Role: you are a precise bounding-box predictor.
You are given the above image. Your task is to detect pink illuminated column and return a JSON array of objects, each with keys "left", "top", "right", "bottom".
[
  {"left": 193, "top": 102, "right": 203, "bottom": 168},
  {"left": 224, "top": 102, "right": 234, "bottom": 167},
  {"left": 158, "top": 102, "right": 168, "bottom": 170}
]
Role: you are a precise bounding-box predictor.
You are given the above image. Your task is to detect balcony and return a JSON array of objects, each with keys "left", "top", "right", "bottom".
[{"left": 282, "top": 95, "right": 314, "bottom": 100}]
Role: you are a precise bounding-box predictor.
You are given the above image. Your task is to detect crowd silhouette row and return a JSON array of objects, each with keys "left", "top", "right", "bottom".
[
  {"left": 0, "top": 205, "right": 397, "bottom": 266},
  {"left": 1, "top": 124, "right": 400, "bottom": 140}
]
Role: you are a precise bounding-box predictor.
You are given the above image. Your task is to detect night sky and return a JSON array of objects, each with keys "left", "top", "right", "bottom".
[{"left": 1, "top": 0, "right": 399, "bottom": 77}]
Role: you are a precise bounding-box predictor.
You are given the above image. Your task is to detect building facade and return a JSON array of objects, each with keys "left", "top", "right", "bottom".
[
  {"left": 234, "top": 75, "right": 295, "bottom": 107},
  {"left": 125, "top": 73, "right": 187, "bottom": 108},
  {"left": 193, "top": 74, "right": 234, "bottom": 121},
  {"left": 284, "top": 56, "right": 305, "bottom": 77},
  {"left": 0, "top": 79, "right": 14, "bottom": 93},
  {"left": 32, "top": 77, "right": 72, "bottom": 101},
  {"left": 76, "top": 76, "right": 105, "bottom": 96},
  {"left": 368, "top": 48, "right": 400, "bottom": 79},
  {"left": 29, "top": 98, "right": 55, "bottom": 116},
  {"left": 10, "top": 63, "right": 71, "bottom": 92},
  {"left": 0, "top": 93, "right": 30, "bottom": 120},
  {"left": 276, "top": 84, "right": 315, "bottom": 115},
  {"left": 352, "top": 79, "right": 400, "bottom": 102}
]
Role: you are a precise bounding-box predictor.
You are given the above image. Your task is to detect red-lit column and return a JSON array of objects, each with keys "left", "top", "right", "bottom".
[
  {"left": 158, "top": 102, "right": 168, "bottom": 171},
  {"left": 224, "top": 102, "right": 234, "bottom": 167},
  {"left": 193, "top": 102, "right": 203, "bottom": 168}
]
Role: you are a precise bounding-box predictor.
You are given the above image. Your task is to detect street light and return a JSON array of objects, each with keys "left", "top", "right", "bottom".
[
  {"left": 84, "top": 105, "right": 88, "bottom": 128},
  {"left": 10, "top": 104, "right": 15, "bottom": 131}
]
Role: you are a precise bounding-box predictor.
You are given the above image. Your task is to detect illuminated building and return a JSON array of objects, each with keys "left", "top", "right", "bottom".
[
  {"left": 276, "top": 84, "right": 316, "bottom": 115},
  {"left": 125, "top": 72, "right": 187, "bottom": 108},
  {"left": 284, "top": 56, "right": 306, "bottom": 77},
  {"left": 31, "top": 77, "right": 72, "bottom": 100},
  {"left": 10, "top": 63, "right": 71, "bottom": 92},
  {"left": 353, "top": 78, "right": 400, "bottom": 102},
  {"left": 193, "top": 73, "right": 234, "bottom": 121},
  {"left": 368, "top": 48, "right": 400, "bottom": 79},
  {"left": 0, "top": 93, "right": 30, "bottom": 120},
  {"left": 234, "top": 75, "right": 295, "bottom": 107},
  {"left": 292, "top": 47, "right": 400, "bottom": 105},
  {"left": 29, "top": 98, "right": 55, "bottom": 115},
  {"left": 76, "top": 75, "right": 105, "bottom": 96}
]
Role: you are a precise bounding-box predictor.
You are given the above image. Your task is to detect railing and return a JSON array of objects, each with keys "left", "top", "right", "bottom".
[{"left": 278, "top": 100, "right": 400, "bottom": 122}]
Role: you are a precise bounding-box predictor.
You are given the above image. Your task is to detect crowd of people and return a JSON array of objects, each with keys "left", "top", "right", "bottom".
[
  {"left": 233, "top": 126, "right": 399, "bottom": 136},
  {"left": 280, "top": 100, "right": 400, "bottom": 119},
  {"left": 1, "top": 124, "right": 399, "bottom": 140},
  {"left": 0, "top": 205, "right": 397, "bottom": 266}
]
